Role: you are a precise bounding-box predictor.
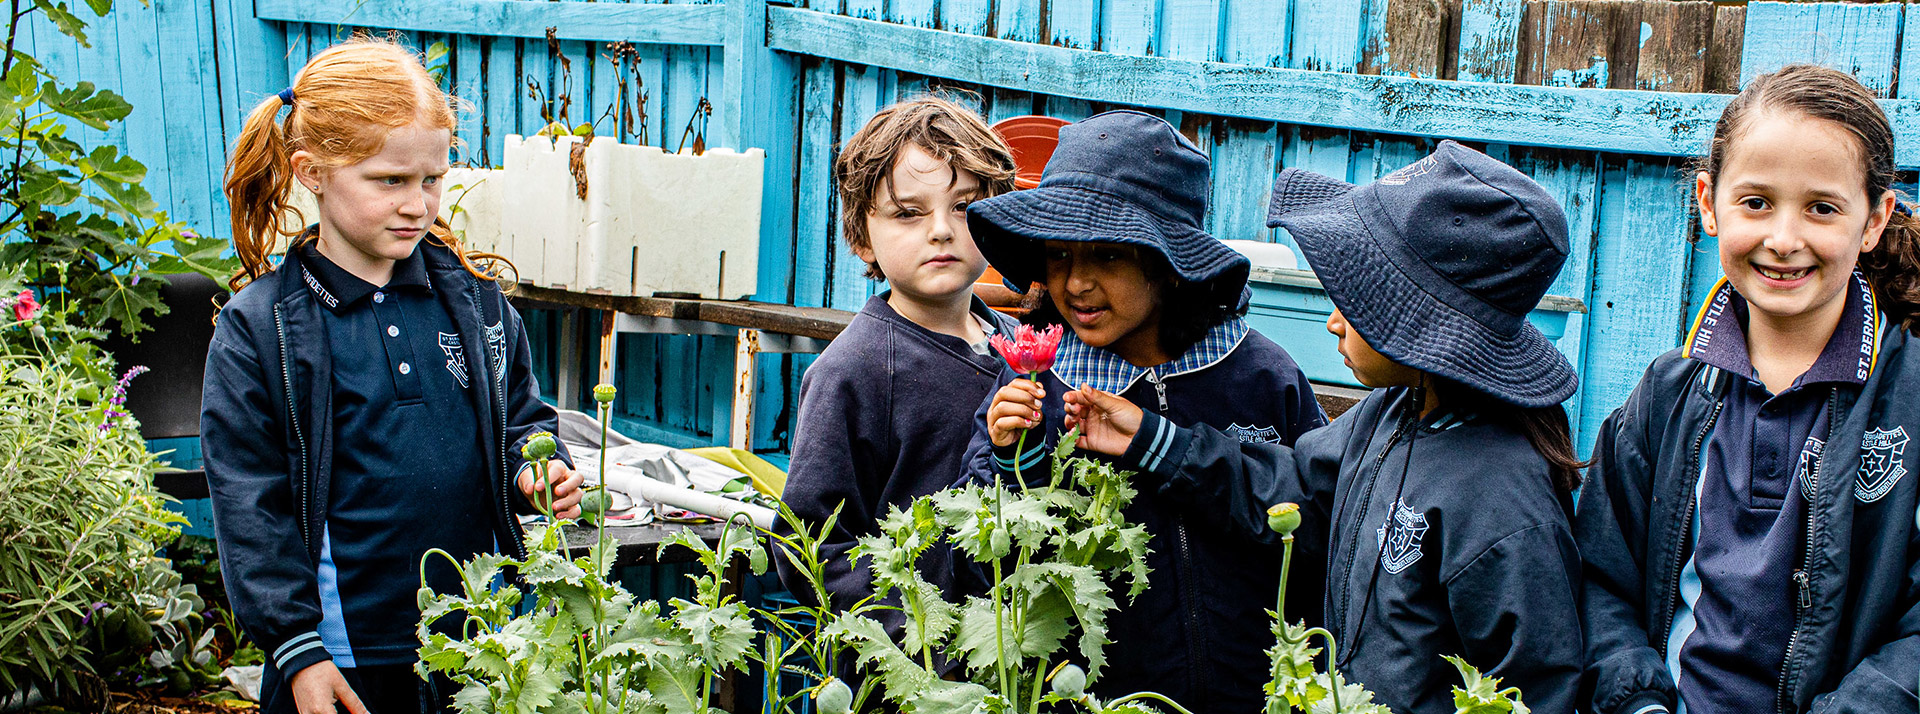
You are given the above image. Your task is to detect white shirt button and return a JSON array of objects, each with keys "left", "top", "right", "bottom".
[
  {"left": 398, "top": 362, "right": 412, "bottom": 375},
  {"left": 373, "top": 292, "right": 385, "bottom": 304},
  {"left": 388, "top": 325, "right": 400, "bottom": 337}
]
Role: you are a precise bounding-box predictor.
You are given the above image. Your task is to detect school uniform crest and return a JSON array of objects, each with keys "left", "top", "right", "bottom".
[
  {"left": 1225, "top": 423, "right": 1282, "bottom": 444},
  {"left": 438, "top": 332, "right": 470, "bottom": 388},
  {"left": 1375, "top": 499, "right": 1428, "bottom": 574},
  {"left": 1797, "top": 437, "right": 1825, "bottom": 501},
  {"left": 485, "top": 322, "right": 507, "bottom": 382},
  {"left": 1856, "top": 426, "right": 1909, "bottom": 503}
]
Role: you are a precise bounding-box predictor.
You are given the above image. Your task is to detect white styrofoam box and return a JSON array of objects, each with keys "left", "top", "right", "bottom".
[
  {"left": 1223, "top": 239, "right": 1299, "bottom": 271},
  {"left": 499, "top": 135, "right": 763, "bottom": 298},
  {"left": 630, "top": 146, "right": 763, "bottom": 299}
]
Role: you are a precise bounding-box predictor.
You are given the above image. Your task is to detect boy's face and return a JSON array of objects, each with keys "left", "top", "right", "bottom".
[
  {"left": 856, "top": 143, "right": 989, "bottom": 305},
  {"left": 1044, "top": 241, "right": 1167, "bottom": 364},
  {"left": 1327, "top": 308, "right": 1422, "bottom": 389}
]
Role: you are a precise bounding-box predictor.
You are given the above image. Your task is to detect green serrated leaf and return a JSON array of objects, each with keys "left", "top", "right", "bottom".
[
  {"left": 40, "top": 80, "right": 130, "bottom": 129},
  {"left": 34, "top": 1, "right": 91, "bottom": 46},
  {"left": 81, "top": 144, "right": 145, "bottom": 184}
]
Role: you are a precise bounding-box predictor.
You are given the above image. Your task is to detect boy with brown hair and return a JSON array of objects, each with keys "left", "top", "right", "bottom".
[{"left": 776, "top": 96, "right": 1019, "bottom": 636}]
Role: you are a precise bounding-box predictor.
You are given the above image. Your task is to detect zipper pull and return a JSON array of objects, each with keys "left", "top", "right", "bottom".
[
  {"left": 1794, "top": 570, "right": 1812, "bottom": 609},
  {"left": 1146, "top": 369, "right": 1168, "bottom": 411}
]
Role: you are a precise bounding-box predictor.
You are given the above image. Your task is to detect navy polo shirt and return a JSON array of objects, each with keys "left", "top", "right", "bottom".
[
  {"left": 1668, "top": 273, "right": 1879, "bottom": 712},
  {"left": 300, "top": 242, "right": 493, "bottom": 667}
]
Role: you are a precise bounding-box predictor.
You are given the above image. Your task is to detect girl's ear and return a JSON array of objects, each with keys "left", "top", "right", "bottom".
[
  {"left": 1695, "top": 171, "right": 1718, "bottom": 237},
  {"left": 1861, "top": 188, "right": 1895, "bottom": 254},
  {"left": 290, "top": 149, "right": 322, "bottom": 193}
]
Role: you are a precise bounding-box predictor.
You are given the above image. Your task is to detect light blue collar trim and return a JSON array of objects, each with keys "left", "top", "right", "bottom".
[{"left": 1049, "top": 318, "right": 1249, "bottom": 394}]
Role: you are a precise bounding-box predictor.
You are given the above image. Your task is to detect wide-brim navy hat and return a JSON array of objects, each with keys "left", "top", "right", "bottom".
[
  {"left": 968, "top": 110, "right": 1251, "bottom": 311},
  {"left": 1267, "top": 141, "right": 1577, "bottom": 407}
]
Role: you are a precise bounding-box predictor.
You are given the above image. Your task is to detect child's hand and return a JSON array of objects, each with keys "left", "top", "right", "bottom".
[
  {"left": 1063, "top": 386, "right": 1143, "bottom": 457},
  {"left": 986, "top": 379, "right": 1045, "bottom": 447},
  {"left": 517, "top": 460, "right": 584, "bottom": 518},
  {"left": 289, "top": 661, "right": 368, "bottom": 714}
]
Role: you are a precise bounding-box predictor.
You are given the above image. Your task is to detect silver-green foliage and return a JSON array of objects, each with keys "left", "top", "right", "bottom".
[
  {"left": 417, "top": 517, "right": 768, "bottom": 714},
  {"left": 0, "top": 353, "right": 182, "bottom": 691},
  {"left": 825, "top": 428, "right": 1153, "bottom": 714}
]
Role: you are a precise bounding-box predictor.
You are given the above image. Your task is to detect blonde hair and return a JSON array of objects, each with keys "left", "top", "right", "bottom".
[
  {"left": 223, "top": 36, "right": 507, "bottom": 293},
  {"left": 834, "top": 95, "right": 1017, "bottom": 280}
]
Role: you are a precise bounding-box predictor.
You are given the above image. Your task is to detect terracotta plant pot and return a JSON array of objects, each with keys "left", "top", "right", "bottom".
[{"left": 991, "top": 115, "right": 1071, "bottom": 190}]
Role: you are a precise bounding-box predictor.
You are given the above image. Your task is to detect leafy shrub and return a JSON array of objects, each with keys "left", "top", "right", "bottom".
[{"left": 0, "top": 352, "right": 182, "bottom": 694}]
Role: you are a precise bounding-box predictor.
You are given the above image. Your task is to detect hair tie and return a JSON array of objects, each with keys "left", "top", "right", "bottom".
[
  {"left": 1897, "top": 197, "right": 1913, "bottom": 218},
  {"left": 278, "top": 88, "right": 295, "bottom": 107}
]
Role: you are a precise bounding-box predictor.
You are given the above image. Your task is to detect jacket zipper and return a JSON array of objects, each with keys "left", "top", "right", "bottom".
[
  {"left": 1657, "top": 384, "right": 1723, "bottom": 659},
  {"left": 472, "top": 289, "right": 524, "bottom": 558},
  {"left": 1145, "top": 369, "right": 1169, "bottom": 411},
  {"left": 1333, "top": 413, "right": 1412, "bottom": 650},
  {"left": 1775, "top": 388, "right": 1841, "bottom": 713},
  {"left": 274, "top": 306, "right": 313, "bottom": 551}
]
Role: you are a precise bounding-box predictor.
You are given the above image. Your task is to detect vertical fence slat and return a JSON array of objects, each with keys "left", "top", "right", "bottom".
[
  {"left": 1899, "top": 7, "right": 1920, "bottom": 99},
  {"left": 1454, "top": 0, "right": 1522, "bottom": 83},
  {"left": 1740, "top": 1, "right": 1902, "bottom": 97},
  {"left": 1705, "top": 4, "right": 1744, "bottom": 94},
  {"left": 1224, "top": 0, "right": 1289, "bottom": 67},
  {"left": 942, "top": 0, "right": 992, "bottom": 35},
  {"left": 828, "top": 64, "right": 884, "bottom": 311},
  {"left": 1205, "top": 118, "right": 1280, "bottom": 244},
  {"left": 1635, "top": 1, "right": 1713, "bottom": 93},
  {"left": 154, "top": 0, "right": 215, "bottom": 231},
  {"left": 792, "top": 59, "right": 836, "bottom": 308},
  {"left": 1360, "top": 0, "right": 1448, "bottom": 79},
  {"left": 887, "top": 0, "right": 939, "bottom": 28},
  {"left": 1525, "top": 148, "right": 1600, "bottom": 446},
  {"left": 997, "top": 0, "right": 1046, "bottom": 44},
  {"left": 1291, "top": 0, "right": 1365, "bottom": 72},
  {"left": 1581, "top": 155, "right": 1693, "bottom": 442},
  {"left": 1049, "top": 0, "right": 1099, "bottom": 49},
  {"left": 1518, "top": 0, "right": 1634, "bottom": 90},
  {"left": 1162, "top": 0, "right": 1223, "bottom": 62},
  {"left": 844, "top": 0, "right": 881, "bottom": 21},
  {"left": 1104, "top": 0, "right": 1159, "bottom": 57},
  {"left": 484, "top": 35, "right": 516, "bottom": 164},
  {"left": 454, "top": 34, "right": 486, "bottom": 163}
]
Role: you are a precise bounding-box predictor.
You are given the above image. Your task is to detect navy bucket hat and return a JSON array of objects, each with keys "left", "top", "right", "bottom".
[
  {"left": 1267, "top": 140, "right": 1577, "bottom": 407},
  {"left": 968, "top": 110, "right": 1250, "bottom": 311}
]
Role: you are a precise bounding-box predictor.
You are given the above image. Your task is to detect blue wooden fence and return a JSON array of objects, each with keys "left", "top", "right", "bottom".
[{"left": 27, "top": 0, "right": 1920, "bottom": 457}]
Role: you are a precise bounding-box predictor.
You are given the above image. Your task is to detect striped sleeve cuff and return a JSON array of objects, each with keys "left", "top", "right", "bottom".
[
  {"left": 1613, "top": 690, "right": 1673, "bottom": 714},
  {"left": 992, "top": 438, "right": 1050, "bottom": 486},
  {"left": 271, "top": 631, "right": 332, "bottom": 675},
  {"left": 1120, "top": 413, "right": 1189, "bottom": 477}
]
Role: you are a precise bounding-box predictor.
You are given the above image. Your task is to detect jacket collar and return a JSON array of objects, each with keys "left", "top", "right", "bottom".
[
  {"left": 1050, "top": 317, "right": 1248, "bottom": 394},
  {"left": 1684, "top": 272, "right": 1882, "bottom": 388},
  {"left": 296, "top": 241, "right": 432, "bottom": 314}
]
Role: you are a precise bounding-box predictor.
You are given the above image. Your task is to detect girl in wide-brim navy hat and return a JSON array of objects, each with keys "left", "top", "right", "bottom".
[
  {"left": 1063, "top": 140, "right": 1587, "bottom": 714},
  {"left": 956, "top": 110, "right": 1328, "bottom": 714}
]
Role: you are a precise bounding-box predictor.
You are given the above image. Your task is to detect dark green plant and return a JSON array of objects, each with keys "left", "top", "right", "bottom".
[
  {"left": 1, "top": 0, "right": 237, "bottom": 382},
  {"left": 0, "top": 351, "right": 182, "bottom": 694}
]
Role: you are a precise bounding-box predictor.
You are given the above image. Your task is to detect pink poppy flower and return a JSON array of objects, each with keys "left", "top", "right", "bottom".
[
  {"left": 12, "top": 290, "right": 38, "bottom": 322},
  {"left": 989, "top": 324, "right": 1064, "bottom": 376}
]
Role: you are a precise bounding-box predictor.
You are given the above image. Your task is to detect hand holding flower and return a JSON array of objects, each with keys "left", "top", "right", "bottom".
[
  {"left": 986, "top": 379, "right": 1046, "bottom": 447},
  {"left": 1062, "top": 385, "right": 1144, "bottom": 456}
]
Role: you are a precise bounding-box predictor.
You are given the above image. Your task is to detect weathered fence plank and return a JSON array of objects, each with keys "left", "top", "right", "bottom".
[
  {"left": 1580, "top": 155, "right": 1693, "bottom": 441},
  {"left": 1291, "top": 0, "right": 1366, "bottom": 72},
  {"left": 1634, "top": 0, "right": 1713, "bottom": 93},
  {"left": 254, "top": 0, "right": 728, "bottom": 46},
  {"left": 1223, "top": 0, "right": 1290, "bottom": 68},
  {"left": 1454, "top": 0, "right": 1523, "bottom": 83},
  {"left": 1360, "top": 0, "right": 1449, "bottom": 79},
  {"left": 1740, "top": 1, "right": 1902, "bottom": 97},
  {"left": 1518, "top": 0, "right": 1634, "bottom": 90}
]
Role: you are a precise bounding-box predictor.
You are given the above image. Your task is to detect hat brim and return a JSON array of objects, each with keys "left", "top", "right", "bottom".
[
  {"left": 1276, "top": 192, "right": 1578, "bottom": 408},
  {"left": 968, "top": 185, "right": 1250, "bottom": 306}
]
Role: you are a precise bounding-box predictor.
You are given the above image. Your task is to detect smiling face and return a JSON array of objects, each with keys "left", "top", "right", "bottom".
[
  {"left": 855, "top": 143, "right": 989, "bottom": 309},
  {"left": 1700, "top": 109, "right": 1892, "bottom": 333},
  {"left": 296, "top": 121, "right": 450, "bottom": 283},
  {"left": 1043, "top": 241, "right": 1169, "bottom": 366}
]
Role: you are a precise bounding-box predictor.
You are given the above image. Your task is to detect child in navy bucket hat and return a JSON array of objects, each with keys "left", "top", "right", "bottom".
[
  {"left": 1063, "top": 140, "right": 1585, "bottom": 713},
  {"left": 957, "top": 110, "right": 1327, "bottom": 713}
]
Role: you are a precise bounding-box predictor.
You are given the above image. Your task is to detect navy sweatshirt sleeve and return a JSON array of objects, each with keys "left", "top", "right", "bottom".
[
  {"left": 1126, "top": 411, "right": 1347, "bottom": 549},
  {"left": 1575, "top": 377, "right": 1680, "bottom": 714},
  {"left": 200, "top": 305, "right": 333, "bottom": 679},
  {"left": 1447, "top": 523, "right": 1585, "bottom": 714},
  {"left": 776, "top": 351, "right": 891, "bottom": 619},
  {"left": 957, "top": 367, "right": 1051, "bottom": 490},
  {"left": 499, "top": 301, "right": 571, "bottom": 515}
]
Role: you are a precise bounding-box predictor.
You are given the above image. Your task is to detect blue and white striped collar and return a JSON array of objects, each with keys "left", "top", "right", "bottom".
[{"left": 1050, "top": 318, "right": 1249, "bottom": 394}]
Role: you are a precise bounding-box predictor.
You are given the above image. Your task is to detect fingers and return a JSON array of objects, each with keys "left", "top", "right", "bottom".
[
  {"left": 332, "top": 678, "right": 369, "bottom": 714},
  {"left": 987, "top": 380, "right": 1047, "bottom": 446},
  {"left": 546, "top": 463, "right": 585, "bottom": 518}
]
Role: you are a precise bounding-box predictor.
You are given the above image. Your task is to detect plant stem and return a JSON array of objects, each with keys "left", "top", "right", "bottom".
[
  {"left": 1105, "top": 692, "right": 1198, "bottom": 714},
  {"left": 1027, "top": 657, "right": 1047, "bottom": 714},
  {"left": 1275, "top": 534, "right": 1294, "bottom": 618},
  {"left": 1, "top": 0, "right": 22, "bottom": 80},
  {"left": 990, "top": 474, "right": 1012, "bottom": 705}
]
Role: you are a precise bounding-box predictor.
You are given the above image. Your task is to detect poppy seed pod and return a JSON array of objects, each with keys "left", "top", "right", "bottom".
[
  {"left": 1266, "top": 502, "right": 1301, "bottom": 536},
  {"left": 593, "top": 383, "right": 617, "bottom": 404},
  {"left": 523, "top": 431, "right": 557, "bottom": 462},
  {"left": 1049, "top": 663, "right": 1087, "bottom": 699},
  {"left": 815, "top": 677, "right": 853, "bottom": 714}
]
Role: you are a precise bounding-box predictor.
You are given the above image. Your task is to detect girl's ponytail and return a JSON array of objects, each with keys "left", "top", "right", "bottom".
[
  {"left": 224, "top": 94, "right": 302, "bottom": 293},
  {"left": 1862, "top": 203, "right": 1920, "bottom": 334}
]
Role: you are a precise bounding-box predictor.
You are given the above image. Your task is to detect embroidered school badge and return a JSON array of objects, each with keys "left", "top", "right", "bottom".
[
  {"left": 1380, "top": 155, "right": 1438, "bottom": 186},
  {"left": 1797, "top": 438, "right": 1825, "bottom": 501},
  {"left": 1375, "top": 499, "right": 1429, "bottom": 574},
  {"left": 438, "top": 332, "right": 470, "bottom": 389},
  {"left": 1856, "top": 426, "right": 1910, "bottom": 503},
  {"left": 485, "top": 322, "right": 507, "bottom": 382},
  {"left": 1225, "top": 423, "right": 1282, "bottom": 444}
]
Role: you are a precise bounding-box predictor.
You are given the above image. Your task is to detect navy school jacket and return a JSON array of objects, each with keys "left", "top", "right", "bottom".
[
  {"left": 1577, "top": 321, "right": 1920, "bottom": 714},
  {"left": 958, "top": 321, "right": 1326, "bottom": 714},
  {"left": 1118, "top": 386, "right": 1583, "bottom": 714},
  {"left": 200, "top": 241, "right": 566, "bottom": 679},
  {"left": 775, "top": 293, "right": 1018, "bottom": 640}
]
